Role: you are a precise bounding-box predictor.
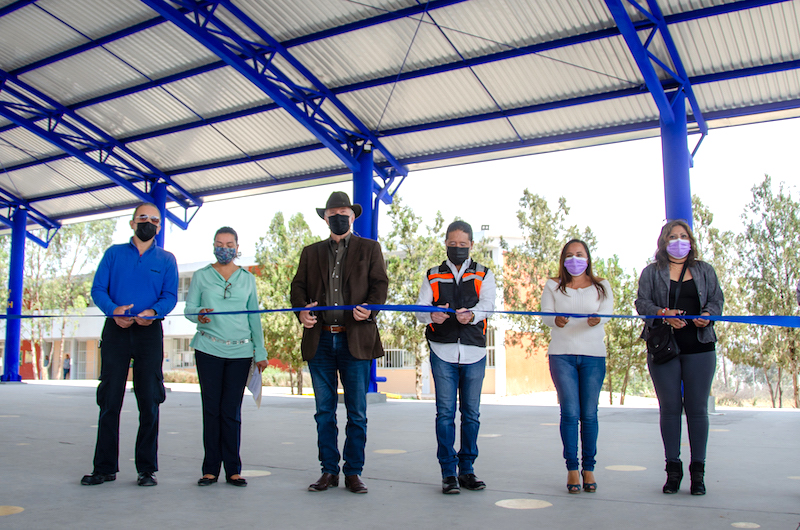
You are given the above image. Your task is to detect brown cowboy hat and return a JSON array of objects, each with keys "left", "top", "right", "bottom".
[{"left": 316, "top": 191, "right": 362, "bottom": 219}]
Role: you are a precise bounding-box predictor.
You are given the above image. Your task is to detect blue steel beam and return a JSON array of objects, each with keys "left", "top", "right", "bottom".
[
  {"left": 0, "top": 70, "right": 202, "bottom": 228},
  {"left": 140, "top": 0, "right": 407, "bottom": 185},
  {"left": 0, "top": 0, "right": 35, "bottom": 18}
]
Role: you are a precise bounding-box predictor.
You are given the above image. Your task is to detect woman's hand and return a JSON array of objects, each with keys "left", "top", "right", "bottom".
[
  {"left": 663, "top": 309, "right": 687, "bottom": 329},
  {"left": 198, "top": 308, "right": 213, "bottom": 324},
  {"left": 693, "top": 312, "right": 711, "bottom": 328},
  {"left": 554, "top": 316, "right": 569, "bottom": 328},
  {"left": 587, "top": 315, "right": 601, "bottom": 327},
  {"left": 256, "top": 360, "right": 268, "bottom": 372}
]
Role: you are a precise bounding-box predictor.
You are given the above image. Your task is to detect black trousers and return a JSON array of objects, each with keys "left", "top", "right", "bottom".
[
  {"left": 93, "top": 319, "right": 165, "bottom": 475},
  {"left": 195, "top": 350, "right": 251, "bottom": 479}
]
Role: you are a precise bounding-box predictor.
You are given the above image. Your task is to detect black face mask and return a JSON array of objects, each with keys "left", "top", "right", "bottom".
[
  {"left": 447, "top": 246, "right": 470, "bottom": 265},
  {"left": 135, "top": 222, "right": 158, "bottom": 242},
  {"left": 328, "top": 214, "right": 351, "bottom": 236}
]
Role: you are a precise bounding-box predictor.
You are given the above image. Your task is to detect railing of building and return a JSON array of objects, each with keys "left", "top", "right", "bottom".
[{"left": 378, "top": 328, "right": 496, "bottom": 369}]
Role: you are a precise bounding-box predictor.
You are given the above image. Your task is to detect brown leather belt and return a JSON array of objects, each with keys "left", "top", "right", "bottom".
[{"left": 323, "top": 325, "right": 346, "bottom": 333}]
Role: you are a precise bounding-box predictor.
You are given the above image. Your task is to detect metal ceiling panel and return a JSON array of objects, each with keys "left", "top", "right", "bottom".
[
  {"left": 163, "top": 66, "right": 272, "bottom": 119},
  {"left": 37, "top": 0, "right": 153, "bottom": 40},
  {"left": 126, "top": 125, "right": 250, "bottom": 171},
  {"left": 694, "top": 70, "right": 800, "bottom": 111},
  {"left": 76, "top": 88, "right": 199, "bottom": 138},
  {"left": 380, "top": 119, "right": 520, "bottom": 158},
  {"left": 0, "top": 4, "right": 86, "bottom": 71},
  {"left": 212, "top": 110, "right": 320, "bottom": 154},
  {"left": 0, "top": 126, "right": 64, "bottom": 160}
]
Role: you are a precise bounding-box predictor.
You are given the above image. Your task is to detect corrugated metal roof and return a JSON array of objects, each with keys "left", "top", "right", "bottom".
[{"left": 0, "top": 0, "right": 798, "bottom": 227}]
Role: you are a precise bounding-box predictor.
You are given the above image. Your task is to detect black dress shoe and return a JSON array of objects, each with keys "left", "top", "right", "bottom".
[
  {"left": 442, "top": 476, "right": 460, "bottom": 494},
  {"left": 458, "top": 473, "right": 486, "bottom": 490},
  {"left": 308, "top": 472, "right": 339, "bottom": 492},
  {"left": 137, "top": 472, "right": 157, "bottom": 486},
  {"left": 197, "top": 476, "right": 218, "bottom": 486},
  {"left": 226, "top": 476, "right": 247, "bottom": 487},
  {"left": 80, "top": 473, "right": 116, "bottom": 486},
  {"left": 344, "top": 474, "right": 368, "bottom": 494}
]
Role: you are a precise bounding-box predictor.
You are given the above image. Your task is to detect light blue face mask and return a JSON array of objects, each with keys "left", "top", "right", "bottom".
[{"left": 214, "top": 246, "right": 237, "bottom": 264}]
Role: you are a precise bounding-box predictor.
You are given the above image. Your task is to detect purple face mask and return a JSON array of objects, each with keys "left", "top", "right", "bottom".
[
  {"left": 666, "top": 239, "right": 691, "bottom": 259},
  {"left": 564, "top": 256, "right": 588, "bottom": 276}
]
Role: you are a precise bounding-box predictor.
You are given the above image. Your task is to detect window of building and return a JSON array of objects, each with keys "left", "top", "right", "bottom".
[
  {"left": 74, "top": 341, "right": 88, "bottom": 379},
  {"left": 166, "top": 338, "right": 195, "bottom": 369},
  {"left": 177, "top": 276, "right": 192, "bottom": 302}
]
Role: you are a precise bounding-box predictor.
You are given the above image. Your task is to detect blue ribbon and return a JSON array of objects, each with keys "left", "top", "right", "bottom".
[{"left": 4, "top": 304, "right": 800, "bottom": 328}]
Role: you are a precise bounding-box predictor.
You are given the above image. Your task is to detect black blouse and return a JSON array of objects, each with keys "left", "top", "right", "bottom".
[{"left": 669, "top": 278, "right": 715, "bottom": 354}]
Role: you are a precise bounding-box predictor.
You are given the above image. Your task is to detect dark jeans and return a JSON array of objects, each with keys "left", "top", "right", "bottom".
[
  {"left": 548, "top": 354, "right": 606, "bottom": 471},
  {"left": 195, "top": 350, "right": 251, "bottom": 479},
  {"left": 429, "top": 352, "right": 486, "bottom": 478},
  {"left": 93, "top": 319, "right": 166, "bottom": 475},
  {"left": 648, "top": 350, "right": 717, "bottom": 463},
  {"left": 307, "top": 331, "right": 371, "bottom": 476}
]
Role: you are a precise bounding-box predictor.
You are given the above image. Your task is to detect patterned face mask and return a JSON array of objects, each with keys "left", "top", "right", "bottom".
[{"left": 214, "top": 246, "right": 237, "bottom": 264}]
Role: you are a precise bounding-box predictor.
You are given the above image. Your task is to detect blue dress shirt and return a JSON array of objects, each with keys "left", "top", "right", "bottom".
[{"left": 91, "top": 238, "right": 179, "bottom": 318}]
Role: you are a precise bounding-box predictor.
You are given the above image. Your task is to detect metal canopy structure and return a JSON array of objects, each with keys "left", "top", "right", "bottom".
[{"left": 2, "top": 0, "right": 800, "bottom": 382}]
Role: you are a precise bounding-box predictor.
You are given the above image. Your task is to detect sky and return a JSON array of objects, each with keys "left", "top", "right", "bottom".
[{"left": 113, "top": 116, "right": 800, "bottom": 273}]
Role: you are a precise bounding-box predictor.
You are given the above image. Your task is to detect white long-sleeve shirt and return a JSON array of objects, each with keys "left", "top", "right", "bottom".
[
  {"left": 541, "top": 278, "right": 613, "bottom": 357},
  {"left": 415, "top": 258, "right": 496, "bottom": 364}
]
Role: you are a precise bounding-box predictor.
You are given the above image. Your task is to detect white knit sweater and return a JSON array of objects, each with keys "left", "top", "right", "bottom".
[{"left": 540, "top": 279, "right": 613, "bottom": 357}]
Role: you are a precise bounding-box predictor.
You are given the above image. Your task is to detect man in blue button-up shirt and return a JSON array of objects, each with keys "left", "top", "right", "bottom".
[{"left": 81, "top": 202, "right": 178, "bottom": 488}]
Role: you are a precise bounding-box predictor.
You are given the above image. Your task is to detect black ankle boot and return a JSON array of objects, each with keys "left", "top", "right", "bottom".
[
  {"left": 663, "top": 460, "right": 683, "bottom": 494},
  {"left": 689, "top": 462, "right": 706, "bottom": 495}
]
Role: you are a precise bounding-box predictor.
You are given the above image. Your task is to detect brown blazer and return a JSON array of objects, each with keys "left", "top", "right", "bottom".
[{"left": 290, "top": 235, "right": 389, "bottom": 361}]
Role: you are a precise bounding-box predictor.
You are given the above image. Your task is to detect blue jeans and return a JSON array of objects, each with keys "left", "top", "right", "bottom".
[
  {"left": 307, "top": 331, "right": 371, "bottom": 476},
  {"left": 430, "top": 352, "right": 486, "bottom": 478},
  {"left": 548, "top": 354, "right": 606, "bottom": 471}
]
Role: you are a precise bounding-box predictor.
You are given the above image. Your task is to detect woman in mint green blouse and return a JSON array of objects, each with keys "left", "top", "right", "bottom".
[{"left": 185, "top": 227, "right": 268, "bottom": 487}]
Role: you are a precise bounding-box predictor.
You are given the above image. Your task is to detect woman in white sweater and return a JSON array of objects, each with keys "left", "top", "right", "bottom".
[{"left": 541, "top": 239, "right": 613, "bottom": 494}]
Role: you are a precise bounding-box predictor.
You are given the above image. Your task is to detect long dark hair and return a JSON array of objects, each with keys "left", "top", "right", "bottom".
[
  {"left": 555, "top": 239, "right": 606, "bottom": 298},
  {"left": 654, "top": 220, "right": 697, "bottom": 269}
]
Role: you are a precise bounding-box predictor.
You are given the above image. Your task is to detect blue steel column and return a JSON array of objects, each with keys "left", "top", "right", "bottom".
[
  {"left": 151, "top": 182, "right": 167, "bottom": 247},
  {"left": 2, "top": 208, "right": 27, "bottom": 382},
  {"left": 661, "top": 90, "right": 693, "bottom": 227},
  {"left": 353, "top": 147, "right": 386, "bottom": 393}
]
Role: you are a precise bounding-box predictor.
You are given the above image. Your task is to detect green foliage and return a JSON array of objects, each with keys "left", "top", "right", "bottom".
[
  {"left": 501, "top": 191, "right": 595, "bottom": 353},
  {"left": 254, "top": 212, "right": 319, "bottom": 395}
]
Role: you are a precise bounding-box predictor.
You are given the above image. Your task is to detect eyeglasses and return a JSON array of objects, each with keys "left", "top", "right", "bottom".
[
  {"left": 134, "top": 214, "right": 161, "bottom": 224},
  {"left": 223, "top": 282, "right": 232, "bottom": 299}
]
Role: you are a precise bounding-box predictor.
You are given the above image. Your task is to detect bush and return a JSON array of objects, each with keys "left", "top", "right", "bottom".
[
  {"left": 163, "top": 370, "right": 199, "bottom": 384},
  {"left": 261, "top": 365, "right": 292, "bottom": 387}
]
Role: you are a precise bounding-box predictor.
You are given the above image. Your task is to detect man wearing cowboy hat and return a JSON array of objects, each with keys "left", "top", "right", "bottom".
[{"left": 290, "top": 191, "right": 389, "bottom": 494}]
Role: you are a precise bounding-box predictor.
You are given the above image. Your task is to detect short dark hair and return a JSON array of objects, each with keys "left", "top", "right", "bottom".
[
  {"left": 446, "top": 221, "right": 473, "bottom": 241},
  {"left": 215, "top": 226, "right": 238, "bottom": 243},
  {"left": 133, "top": 202, "right": 159, "bottom": 219}
]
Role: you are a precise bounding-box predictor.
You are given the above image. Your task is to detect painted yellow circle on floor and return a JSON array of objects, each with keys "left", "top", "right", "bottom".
[
  {"left": 787, "top": 476, "right": 800, "bottom": 480},
  {"left": 540, "top": 423, "right": 558, "bottom": 426},
  {"left": 710, "top": 428, "right": 729, "bottom": 432},
  {"left": 167, "top": 432, "right": 179, "bottom": 434},
  {"left": 479, "top": 434, "right": 501, "bottom": 438},
  {"left": 732, "top": 523, "right": 760, "bottom": 528},
  {"left": 16, "top": 443, "right": 29, "bottom": 446},
  {"left": 281, "top": 442, "right": 294, "bottom": 445},
  {"left": 0, "top": 415, "right": 20, "bottom": 418},
  {"left": 374, "top": 449, "right": 406, "bottom": 454},
  {"left": 606, "top": 465, "right": 646, "bottom": 471},
  {"left": 495, "top": 499, "right": 552, "bottom": 510},
  {"left": 240, "top": 470, "right": 271, "bottom": 477},
  {"left": 0, "top": 506, "right": 24, "bottom": 516}
]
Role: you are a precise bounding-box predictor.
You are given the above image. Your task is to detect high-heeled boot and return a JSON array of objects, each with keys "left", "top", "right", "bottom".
[
  {"left": 663, "top": 460, "right": 683, "bottom": 494},
  {"left": 689, "top": 461, "right": 706, "bottom": 495}
]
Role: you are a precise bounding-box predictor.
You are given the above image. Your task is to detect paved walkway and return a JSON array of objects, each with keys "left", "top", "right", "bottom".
[{"left": 1, "top": 381, "right": 798, "bottom": 529}]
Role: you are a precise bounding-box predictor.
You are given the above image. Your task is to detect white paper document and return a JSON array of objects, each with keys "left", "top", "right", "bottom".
[{"left": 247, "top": 361, "right": 262, "bottom": 408}]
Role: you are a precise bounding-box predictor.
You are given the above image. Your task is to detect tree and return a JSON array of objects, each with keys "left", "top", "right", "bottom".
[
  {"left": 595, "top": 256, "right": 646, "bottom": 404},
  {"left": 254, "top": 212, "right": 319, "bottom": 395},
  {"left": 501, "top": 191, "right": 595, "bottom": 354},
  {"left": 737, "top": 176, "right": 800, "bottom": 407}
]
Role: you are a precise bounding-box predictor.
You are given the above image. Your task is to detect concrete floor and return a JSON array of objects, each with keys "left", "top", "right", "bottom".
[{"left": 1, "top": 381, "right": 798, "bottom": 530}]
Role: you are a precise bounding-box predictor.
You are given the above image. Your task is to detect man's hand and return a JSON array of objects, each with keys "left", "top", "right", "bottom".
[
  {"left": 113, "top": 304, "right": 134, "bottom": 328},
  {"left": 198, "top": 308, "right": 213, "bottom": 324},
  {"left": 135, "top": 309, "right": 156, "bottom": 326},
  {"left": 299, "top": 302, "right": 318, "bottom": 328},
  {"left": 455, "top": 308, "right": 473, "bottom": 325},
  {"left": 256, "top": 360, "right": 269, "bottom": 372},
  {"left": 693, "top": 312, "right": 711, "bottom": 328},
  {"left": 353, "top": 304, "right": 371, "bottom": 322},
  {"left": 431, "top": 303, "right": 450, "bottom": 324},
  {"left": 554, "top": 316, "right": 569, "bottom": 328}
]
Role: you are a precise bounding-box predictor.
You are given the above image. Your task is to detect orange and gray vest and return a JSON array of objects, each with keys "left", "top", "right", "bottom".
[{"left": 425, "top": 260, "right": 489, "bottom": 347}]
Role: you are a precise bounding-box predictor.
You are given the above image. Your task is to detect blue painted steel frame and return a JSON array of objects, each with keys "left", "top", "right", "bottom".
[
  {"left": 0, "top": 70, "right": 202, "bottom": 229},
  {"left": 1, "top": 208, "right": 27, "bottom": 382},
  {"left": 661, "top": 91, "right": 693, "bottom": 226}
]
